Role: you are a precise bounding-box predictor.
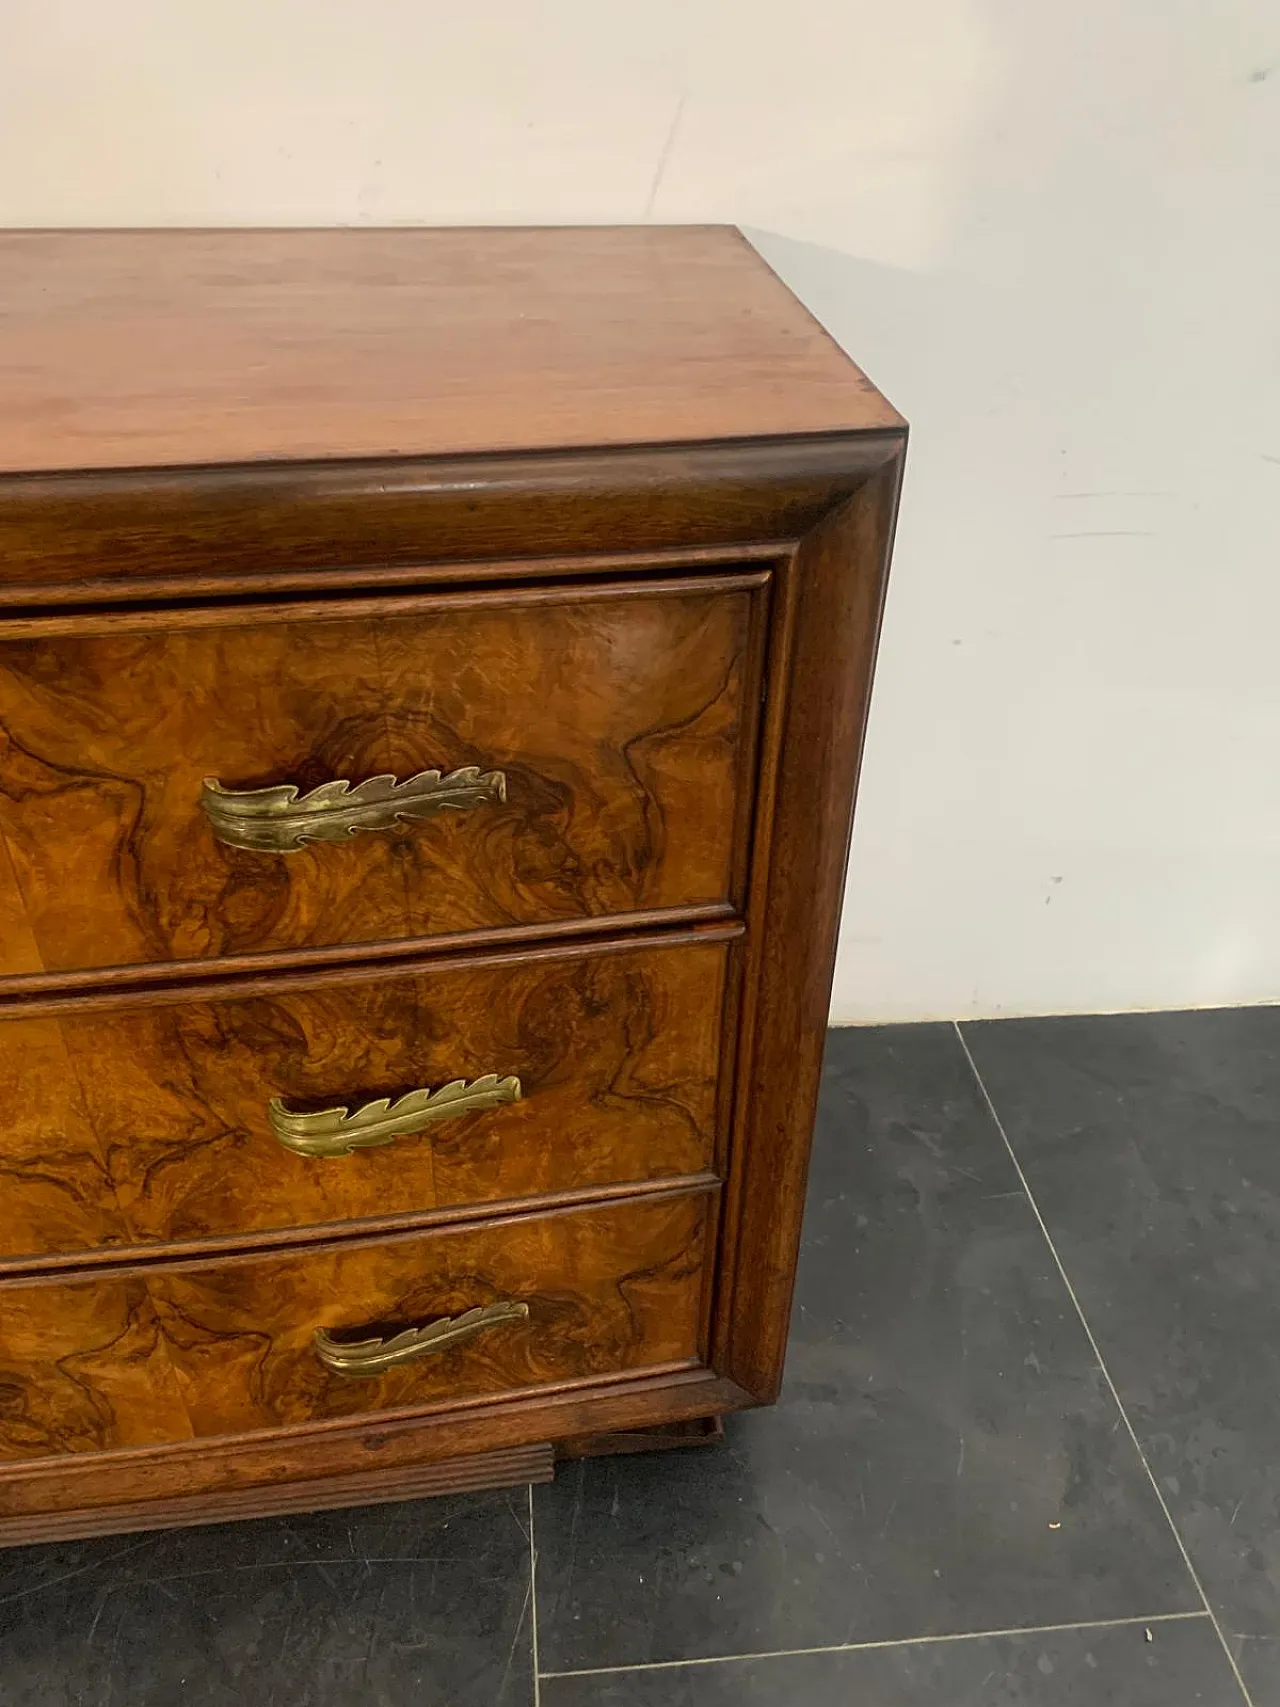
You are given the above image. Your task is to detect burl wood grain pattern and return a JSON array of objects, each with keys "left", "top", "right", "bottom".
[
  {"left": 0, "top": 579, "right": 759, "bottom": 977},
  {"left": 0, "top": 1278, "right": 193, "bottom": 1462},
  {"left": 0, "top": 938, "right": 728, "bottom": 1261},
  {"left": 0, "top": 228, "right": 902, "bottom": 475},
  {"left": 0, "top": 1012, "right": 122, "bottom": 1260},
  {"left": 0, "top": 1192, "right": 712, "bottom": 1458},
  {"left": 0, "top": 227, "right": 908, "bottom": 1537},
  {"left": 154, "top": 1193, "right": 711, "bottom": 1438}
]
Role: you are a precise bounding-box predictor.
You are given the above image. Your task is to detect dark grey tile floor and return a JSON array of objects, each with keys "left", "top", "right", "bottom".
[{"left": 3, "top": 1011, "right": 1277, "bottom": 1704}]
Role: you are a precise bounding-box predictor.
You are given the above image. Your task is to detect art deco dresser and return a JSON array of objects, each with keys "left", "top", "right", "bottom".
[{"left": 0, "top": 227, "right": 904, "bottom": 1540}]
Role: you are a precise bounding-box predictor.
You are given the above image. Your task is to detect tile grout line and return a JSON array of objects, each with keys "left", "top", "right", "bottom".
[
  {"left": 528, "top": 1483, "right": 542, "bottom": 1707},
  {"left": 953, "top": 1020, "right": 1256, "bottom": 1707},
  {"left": 538, "top": 1610, "right": 1209, "bottom": 1681}
]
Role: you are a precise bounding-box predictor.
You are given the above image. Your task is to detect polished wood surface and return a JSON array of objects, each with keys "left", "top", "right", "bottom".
[
  {"left": 0, "top": 438, "right": 897, "bottom": 603},
  {"left": 0, "top": 228, "right": 901, "bottom": 475},
  {"left": 0, "top": 1011, "right": 121, "bottom": 1260},
  {"left": 715, "top": 463, "right": 902, "bottom": 1400},
  {"left": 0, "top": 226, "right": 906, "bottom": 1540},
  {"left": 0, "top": 937, "right": 729, "bottom": 1261},
  {"left": 0, "top": 1191, "right": 712, "bottom": 1460},
  {"left": 0, "top": 577, "right": 761, "bottom": 977},
  {"left": 0, "top": 1368, "right": 753, "bottom": 1538},
  {"left": 155, "top": 1192, "right": 710, "bottom": 1436},
  {"left": 0, "top": 1278, "right": 194, "bottom": 1461}
]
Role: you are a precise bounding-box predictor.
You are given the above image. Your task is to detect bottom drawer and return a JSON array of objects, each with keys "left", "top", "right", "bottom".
[{"left": 0, "top": 1190, "right": 714, "bottom": 1461}]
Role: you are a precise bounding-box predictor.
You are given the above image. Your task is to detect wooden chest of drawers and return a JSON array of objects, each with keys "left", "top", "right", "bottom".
[{"left": 0, "top": 226, "right": 904, "bottom": 1541}]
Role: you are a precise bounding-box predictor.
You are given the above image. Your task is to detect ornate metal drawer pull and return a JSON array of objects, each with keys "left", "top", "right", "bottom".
[
  {"left": 269, "top": 1074, "right": 522, "bottom": 1159},
  {"left": 314, "top": 1300, "right": 530, "bottom": 1378},
  {"left": 201, "top": 766, "right": 507, "bottom": 853}
]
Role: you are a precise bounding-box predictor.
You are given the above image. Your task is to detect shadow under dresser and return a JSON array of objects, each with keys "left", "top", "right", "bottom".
[{"left": 0, "top": 224, "right": 905, "bottom": 1541}]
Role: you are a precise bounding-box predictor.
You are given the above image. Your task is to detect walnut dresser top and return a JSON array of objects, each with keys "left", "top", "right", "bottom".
[
  {"left": 0, "top": 225, "right": 901, "bottom": 472},
  {"left": 0, "top": 226, "right": 905, "bottom": 1543}
]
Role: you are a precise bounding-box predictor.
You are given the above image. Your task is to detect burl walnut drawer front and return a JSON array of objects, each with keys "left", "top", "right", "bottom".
[
  {"left": 0, "top": 574, "right": 764, "bottom": 979},
  {"left": 0, "top": 1191, "right": 713, "bottom": 1460},
  {"left": 0, "top": 936, "right": 729, "bottom": 1263}
]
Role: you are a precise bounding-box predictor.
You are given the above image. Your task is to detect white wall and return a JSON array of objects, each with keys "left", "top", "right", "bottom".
[{"left": 4, "top": 0, "right": 1278, "bottom": 1021}]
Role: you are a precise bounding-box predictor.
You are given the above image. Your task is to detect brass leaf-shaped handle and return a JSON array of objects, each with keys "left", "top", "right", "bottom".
[
  {"left": 314, "top": 1300, "right": 530, "bottom": 1378},
  {"left": 201, "top": 766, "right": 507, "bottom": 853},
  {"left": 269, "top": 1074, "right": 523, "bottom": 1159}
]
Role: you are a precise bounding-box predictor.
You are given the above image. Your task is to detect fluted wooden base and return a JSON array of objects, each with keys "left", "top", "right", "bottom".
[{"left": 0, "top": 1442, "right": 556, "bottom": 1546}]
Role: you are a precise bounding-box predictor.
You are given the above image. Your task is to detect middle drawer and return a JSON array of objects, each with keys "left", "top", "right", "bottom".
[{"left": 0, "top": 934, "right": 730, "bottom": 1264}]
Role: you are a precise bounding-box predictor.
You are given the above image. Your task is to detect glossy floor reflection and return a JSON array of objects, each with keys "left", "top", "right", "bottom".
[{"left": 5, "top": 1013, "right": 1276, "bottom": 1704}]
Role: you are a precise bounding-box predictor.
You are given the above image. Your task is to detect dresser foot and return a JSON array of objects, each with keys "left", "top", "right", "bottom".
[
  {"left": 555, "top": 1414, "right": 726, "bottom": 1461},
  {"left": 0, "top": 1423, "right": 734, "bottom": 1545}
]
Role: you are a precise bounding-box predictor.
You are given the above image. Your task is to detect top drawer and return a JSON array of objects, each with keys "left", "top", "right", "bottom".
[{"left": 0, "top": 572, "right": 765, "bottom": 978}]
